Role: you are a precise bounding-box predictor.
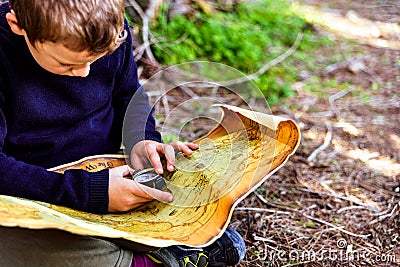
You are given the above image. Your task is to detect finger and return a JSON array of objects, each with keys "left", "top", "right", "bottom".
[
  {"left": 161, "top": 144, "right": 176, "bottom": 172},
  {"left": 122, "top": 165, "right": 134, "bottom": 177},
  {"left": 130, "top": 196, "right": 154, "bottom": 207},
  {"left": 147, "top": 146, "right": 163, "bottom": 173},
  {"left": 109, "top": 165, "right": 130, "bottom": 177},
  {"left": 133, "top": 181, "right": 174, "bottom": 203},
  {"left": 187, "top": 142, "right": 199, "bottom": 150},
  {"left": 110, "top": 195, "right": 152, "bottom": 212},
  {"left": 180, "top": 142, "right": 199, "bottom": 156},
  {"left": 130, "top": 154, "right": 146, "bottom": 170}
]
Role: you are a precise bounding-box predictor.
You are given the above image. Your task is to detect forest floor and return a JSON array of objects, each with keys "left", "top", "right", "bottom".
[
  {"left": 139, "top": 0, "right": 399, "bottom": 266},
  {"left": 230, "top": 1, "right": 400, "bottom": 266},
  {"left": 0, "top": 0, "right": 397, "bottom": 266}
]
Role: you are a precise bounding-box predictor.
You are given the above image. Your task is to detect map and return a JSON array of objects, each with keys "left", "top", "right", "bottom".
[{"left": 0, "top": 104, "right": 300, "bottom": 247}]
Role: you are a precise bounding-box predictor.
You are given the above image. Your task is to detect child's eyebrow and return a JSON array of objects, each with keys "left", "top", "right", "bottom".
[
  {"left": 51, "top": 52, "right": 105, "bottom": 67},
  {"left": 50, "top": 53, "right": 89, "bottom": 67},
  {"left": 58, "top": 62, "right": 73, "bottom": 67},
  {"left": 58, "top": 61, "right": 80, "bottom": 67},
  {"left": 54, "top": 57, "right": 88, "bottom": 67},
  {"left": 51, "top": 55, "right": 78, "bottom": 66}
]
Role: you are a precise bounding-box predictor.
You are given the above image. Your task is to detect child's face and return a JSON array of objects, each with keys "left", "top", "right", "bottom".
[
  {"left": 6, "top": 10, "right": 106, "bottom": 77},
  {"left": 26, "top": 39, "right": 106, "bottom": 77}
]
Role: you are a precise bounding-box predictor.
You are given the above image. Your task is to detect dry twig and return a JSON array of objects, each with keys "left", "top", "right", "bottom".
[
  {"left": 254, "top": 190, "right": 372, "bottom": 238},
  {"left": 220, "top": 32, "right": 304, "bottom": 87},
  {"left": 126, "top": 0, "right": 157, "bottom": 62},
  {"left": 235, "top": 207, "right": 291, "bottom": 215},
  {"left": 369, "top": 203, "right": 398, "bottom": 225},
  {"left": 160, "top": 32, "right": 304, "bottom": 89},
  {"left": 297, "top": 187, "right": 381, "bottom": 212},
  {"left": 307, "top": 122, "right": 333, "bottom": 162},
  {"left": 299, "top": 212, "right": 371, "bottom": 239},
  {"left": 328, "top": 86, "right": 354, "bottom": 118}
]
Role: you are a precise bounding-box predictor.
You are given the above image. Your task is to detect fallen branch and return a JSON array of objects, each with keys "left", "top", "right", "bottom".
[
  {"left": 252, "top": 234, "right": 278, "bottom": 244},
  {"left": 235, "top": 207, "right": 291, "bottom": 215},
  {"left": 297, "top": 187, "right": 381, "bottom": 212},
  {"left": 369, "top": 203, "right": 398, "bottom": 225},
  {"left": 145, "top": 31, "right": 303, "bottom": 91},
  {"left": 254, "top": 190, "right": 274, "bottom": 206},
  {"left": 221, "top": 32, "right": 304, "bottom": 87},
  {"left": 307, "top": 122, "right": 332, "bottom": 162},
  {"left": 254, "top": 189, "right": 372, "bottom": 239},
  {"left": 329, "top": 86, "right": 354, "bottom": 117},
  {"left": 299, "top": 212, "right": 371, "bottom": 238},
  {"left": 337, "top": 205, "right": 374, "bottom": 214},
  {"left": 373, "top": 199, "right": 395, "bottom": 216},
  {"left": 126, "top": 0, "right": 157, "bottom": 62}
]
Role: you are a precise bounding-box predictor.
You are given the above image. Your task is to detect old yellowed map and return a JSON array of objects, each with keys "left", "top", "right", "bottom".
[{"left": 0, "top": 104, "right": 300, "bottom": 247}]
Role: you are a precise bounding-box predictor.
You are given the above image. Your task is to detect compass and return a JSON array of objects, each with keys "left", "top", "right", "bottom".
[{"left": 132, "top": 168, "right": 170, "bottom": 192}]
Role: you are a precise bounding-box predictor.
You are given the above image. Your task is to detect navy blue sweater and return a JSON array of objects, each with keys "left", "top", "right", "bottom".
[{"left": 0, "top": 3, "right": 161, "bottom": 214}]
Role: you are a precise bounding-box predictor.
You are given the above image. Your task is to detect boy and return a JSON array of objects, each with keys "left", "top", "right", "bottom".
[{"left": 0, "top": 0, "right": 245, "bottom": 266}]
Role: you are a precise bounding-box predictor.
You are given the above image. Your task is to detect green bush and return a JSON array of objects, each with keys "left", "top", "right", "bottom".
[{"left": 149, "top": 0, "right": 330, "bottom": 105}]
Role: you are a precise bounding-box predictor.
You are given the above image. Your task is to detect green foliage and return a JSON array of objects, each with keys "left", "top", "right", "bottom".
[
  {"left": 303, "top": 76, "right": 352, "bottom": 97},
  {"left": 149, "top": 0, "right": 331, "bottom": 105},
  {"left": 161, "top": 133, "right": 181, "bottom": 144}
]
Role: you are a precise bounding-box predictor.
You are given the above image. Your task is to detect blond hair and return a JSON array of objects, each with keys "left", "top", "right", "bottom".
[{"left": 10, "top": 0, "right": 126, "bottom": 55}]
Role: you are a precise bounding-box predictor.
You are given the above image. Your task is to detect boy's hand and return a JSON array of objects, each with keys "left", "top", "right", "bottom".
[
  {"left": 108, "top": 165, "right": 173, "bottom": 212},
  {"left": 130, "top": 140, "right": 199, "bottom": 174}
]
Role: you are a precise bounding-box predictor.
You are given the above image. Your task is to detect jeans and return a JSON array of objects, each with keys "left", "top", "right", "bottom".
[{"left": 0, "top": 226, "right": 137, "bottom": 267}]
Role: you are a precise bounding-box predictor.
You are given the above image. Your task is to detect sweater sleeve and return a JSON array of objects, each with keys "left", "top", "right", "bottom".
[
  {"left": 112, "top": 21, "right": 162, "bottom": 155},
  {"left": 0, "top": 82, "right": 109, "bottom": 214}
]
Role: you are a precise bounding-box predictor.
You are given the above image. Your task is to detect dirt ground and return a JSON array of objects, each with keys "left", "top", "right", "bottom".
[
  {"left": 138, "top": 1, "right": 399, "bottom": 266},
  {"left": 4, "top": 0, "right": 395, "bottom": 265},
  {"left": 0, "top": 0, "right": 397, "bottom": 265},
  {"left": 230, "top": 1, "right": 400, "bottom": 266}
]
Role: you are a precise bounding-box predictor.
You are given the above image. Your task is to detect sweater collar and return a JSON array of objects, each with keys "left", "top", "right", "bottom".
[{"left": 0, "top": 2, "right": 11, "bottom": 34}]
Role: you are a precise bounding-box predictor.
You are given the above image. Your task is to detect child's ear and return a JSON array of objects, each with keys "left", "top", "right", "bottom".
[{"left": 6, "top": 12, "right": 24, "bottom": 35}]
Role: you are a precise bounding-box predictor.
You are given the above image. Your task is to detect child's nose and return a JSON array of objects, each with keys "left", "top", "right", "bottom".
[{"left": 71, "top": 63, "right": 91, "bottom": 77}]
